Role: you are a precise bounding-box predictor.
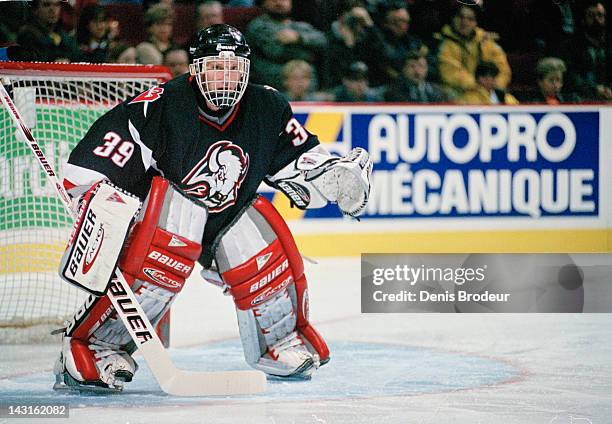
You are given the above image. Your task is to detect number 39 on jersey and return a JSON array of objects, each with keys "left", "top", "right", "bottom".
[{"left": 93, "top": 131, "right": 135, "bottom": 168}]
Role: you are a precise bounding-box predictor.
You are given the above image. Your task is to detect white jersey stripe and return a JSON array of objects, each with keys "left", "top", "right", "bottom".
[{"left": 128, "top": 119, "right": 157, "bottom": 172}]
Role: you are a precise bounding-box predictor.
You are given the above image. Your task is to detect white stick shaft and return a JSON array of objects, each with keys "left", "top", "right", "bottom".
[{"left": 0, "top": 81, "right": 266, "bottom": 396}]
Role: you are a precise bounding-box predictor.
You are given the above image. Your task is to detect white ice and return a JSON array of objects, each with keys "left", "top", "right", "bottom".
[{"left": 1, "top": 257, "right": 611, "bottom": 424}]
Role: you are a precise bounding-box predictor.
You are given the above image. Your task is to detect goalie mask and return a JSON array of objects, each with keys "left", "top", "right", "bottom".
[{"left": 189, "top": 24, "right": 251, "bottom": 109}]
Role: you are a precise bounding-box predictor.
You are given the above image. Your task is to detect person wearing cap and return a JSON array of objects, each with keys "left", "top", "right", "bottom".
[
  {"left": 330, "top": 61, "right": 383, "bottom": 102},
  {"left": 384, "top": 50, "right": 446, "bottom": 103}
]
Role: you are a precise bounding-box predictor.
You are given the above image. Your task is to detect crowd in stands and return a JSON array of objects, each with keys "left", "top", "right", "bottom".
[{"left": 0, "top": 0, "right": 609, "bottom": 104}]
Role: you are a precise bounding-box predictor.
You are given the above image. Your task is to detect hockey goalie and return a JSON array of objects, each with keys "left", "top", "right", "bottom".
[{"left": 53, "top": 24, "right": 373, "bottom": 393}]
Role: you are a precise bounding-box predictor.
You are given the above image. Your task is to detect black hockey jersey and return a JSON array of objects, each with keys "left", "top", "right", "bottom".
[{"left": 65, "top": 74, "right": 319, "bottom": 266}]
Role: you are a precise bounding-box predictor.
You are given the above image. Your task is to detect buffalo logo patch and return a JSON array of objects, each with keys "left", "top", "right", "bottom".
[{"left": 182, "top": 140, "right": 249, "bottom": 212}]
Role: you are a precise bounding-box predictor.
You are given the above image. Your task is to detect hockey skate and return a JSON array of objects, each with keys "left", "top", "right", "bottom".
[
  {"left": 255, "top": 331, "right": 323, "bottom": 380},
  {"left": 53, "top": 336, "right": 137, "bottom": 394},
  {"left": 246, "top": 290, "right": 329, "bottom": 380}
]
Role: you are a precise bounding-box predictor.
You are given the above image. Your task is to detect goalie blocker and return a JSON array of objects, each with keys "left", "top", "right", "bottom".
[{"left": 54, "top": 177, "right": 207, "bottom": 392}]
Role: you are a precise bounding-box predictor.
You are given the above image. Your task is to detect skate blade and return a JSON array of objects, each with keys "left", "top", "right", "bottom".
[
  {"left": 53, "top": 374, "right": 123, "bottom": 395},
  {"left": 266, "top": 373, "right": 312, "bottom": 382},
  {"left": 53, "top": 382, "right": 123, "bottom": 395},
  {"left": 266, "top": 358, "right": 315, "bottom": 381}
]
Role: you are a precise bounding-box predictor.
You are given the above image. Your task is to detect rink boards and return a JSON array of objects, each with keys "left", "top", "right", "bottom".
[
  {"left": 267, "top": 104, "right": 612, "bottom": 255},
  {"left": 1, "top": 104, "right": 610, "bottom": 273}
]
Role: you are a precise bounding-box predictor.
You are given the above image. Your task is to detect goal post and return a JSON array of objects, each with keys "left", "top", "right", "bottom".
[{"left": 0, "top": 62, "right": 172, "bottom": 343}]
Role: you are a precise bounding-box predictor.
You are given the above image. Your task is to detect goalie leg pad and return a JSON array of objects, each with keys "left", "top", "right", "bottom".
[
  {"left": 119, "top": 176, "right": 206, "bottom": 293},
  {"left": 214, "top": 196, "right": 329, "bottom": 377},
  {"left": 251, "top": 198, "right": 329, "bottom": 364},
  {"left": 56, "top": 177, "right": 207, "bottom": 389}
]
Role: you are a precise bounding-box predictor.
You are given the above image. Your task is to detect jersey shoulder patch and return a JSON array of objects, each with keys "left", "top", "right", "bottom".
[
  {"left": 125, "top": 86, "right": 165, "bottom": 126},
  {"left": 129, "top": 86, "right": 164, "bottom": 105}
]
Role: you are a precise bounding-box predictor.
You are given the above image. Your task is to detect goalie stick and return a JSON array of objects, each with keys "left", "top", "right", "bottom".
[{"left": 0, "top": 80, "right": 266, "bottom": 396}]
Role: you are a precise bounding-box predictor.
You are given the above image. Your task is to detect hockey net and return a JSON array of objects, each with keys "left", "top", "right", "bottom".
[{"left": 0, "top": 62, "right": 172, "bottom": 343}]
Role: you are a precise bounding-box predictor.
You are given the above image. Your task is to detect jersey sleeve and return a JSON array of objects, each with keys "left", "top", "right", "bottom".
[
  {"left": 267, "top": 97, "right": 319, "bottom": 177},
  {"left": 64, "top": 87, "right": 166, "bottom": 199}
]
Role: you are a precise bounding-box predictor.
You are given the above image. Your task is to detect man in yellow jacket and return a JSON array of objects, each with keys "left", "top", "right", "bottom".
[
  {"left": 459, "top": 61, "right": 519, "bottom": 105},
  {"left": 436, "top": 5, "right": 511, "bottom": 99}
]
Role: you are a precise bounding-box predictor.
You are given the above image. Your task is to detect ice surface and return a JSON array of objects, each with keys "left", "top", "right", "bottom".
[{"left": 1, "top": 257, "right": 611, "bottom": 424}]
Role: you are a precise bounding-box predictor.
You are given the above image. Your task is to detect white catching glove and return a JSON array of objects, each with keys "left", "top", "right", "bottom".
[{"left": 312, "top": 148, "right": 373, "bottom": 217}]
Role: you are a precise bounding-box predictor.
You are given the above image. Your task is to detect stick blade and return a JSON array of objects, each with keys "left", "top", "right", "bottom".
[{"left": 162, "top": 369, "right": 267, "bottom": 397}]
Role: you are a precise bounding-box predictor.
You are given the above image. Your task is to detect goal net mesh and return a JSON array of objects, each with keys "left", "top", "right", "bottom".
[{"left": 0, "top": 63, "right": 170, "bottom": 343}]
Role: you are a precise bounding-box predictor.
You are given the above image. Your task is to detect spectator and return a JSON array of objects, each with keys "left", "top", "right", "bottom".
[
  {"left": 565, "top": 1, "right": 611, "bottom": 101},
  {"left": 329, "top": 61, "right": 383, "bottom": 102},
  {"left": 375, "top": 1, "right": 428, "bottom": 86},
  {"left": 76, "top": 5, "right": 113, "bottom": 63},
  {"left": 184, "top": 1, "right": 224, "bottom": 50},
  {"left": 322, "top": 0, "right": 385, "bottom": 89},
  {"left": 246, "top": 0, "right": 327, "bottom": 89},
  {"left": 458, "top": 61, "right": 518, "bottom": 105},
  {"left": 384, "top": 50, "right": 446, "bottom": 103},
  {"left": 280, "top": 60, "right": 319, "bottom": 101},
  {"left": 163, "top": 48, "right": 189, "bottom": 77},
  {"left": 137, "top": 4, "right": 178, "bottom": 61},
  {"left": 107, "top": 42, "right": 137, "bottom": 64},
  {"left": 17, "top": 0, "right": 84, "bottom": 62},
  {"left": 136, "top": 42, "right": 163, "bottom": 64},
  {"left": 198, "top": 1, "right": 224, "bottom": 29},
  {"left": 528, "top": 57, "right": 579, "bottom": 104},
  {"left": 436, "top": 5, "right": 511, "bottom": 99}
]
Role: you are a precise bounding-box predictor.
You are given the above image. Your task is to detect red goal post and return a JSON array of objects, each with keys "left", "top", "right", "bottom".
[{"left": 0, "top": 62, "right": 172, "bottom": 344}]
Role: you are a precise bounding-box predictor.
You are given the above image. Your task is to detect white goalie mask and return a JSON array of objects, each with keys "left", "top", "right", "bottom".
[
  {"left": 189, "top": 24, "right": 251, "bottom": 109},
  {"left": 189, "top": 52, "right": 250, "bottom": 109}
]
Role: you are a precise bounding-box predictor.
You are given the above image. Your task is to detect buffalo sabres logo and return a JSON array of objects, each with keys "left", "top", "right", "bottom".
[{"left": 181, "top": 140, "right": 249, "bottom": 212}]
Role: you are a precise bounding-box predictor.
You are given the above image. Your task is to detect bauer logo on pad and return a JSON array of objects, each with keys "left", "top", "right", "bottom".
[
  {"left": 143, "top": 268, "right": 182, "bottom": 290},
  {"left": 82, "top": 224, "right": 105, "bottom": 274}
]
